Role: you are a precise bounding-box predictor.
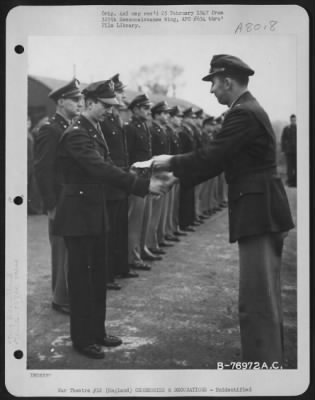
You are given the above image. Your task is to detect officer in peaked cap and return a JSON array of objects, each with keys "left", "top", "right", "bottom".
[
  {"left": 153, "top": 53, "right": 294, "bottom": 366},
  {"left": 53, "top": 81, "right": 171, "bottom": 359},
  {"left": 190, "top": 108, "right": 207, "bottom": 223},
  {"left": 147, "top": 100, "right": 175, "bottom": 256},
  {"left": 167, "top": 106, "right": 185, "bottom": 238},
  {"left": 34, "top": 78, "right": 83, "bottom": 316},
  {"left": 177, "top": 106, "right": 197, "bottom": 232},
  {"left": 100, "top": 74, "right": 138, "bottom": 286},
  {"left": 202, "top": 54, "right": 255, "bottom": 82},
  {"left": 125, "top": 93, "right": 154, "bottom": 271}
]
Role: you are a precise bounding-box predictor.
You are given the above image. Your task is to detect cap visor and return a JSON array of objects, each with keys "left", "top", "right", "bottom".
[
  {"left": 98, "top": 97, "right": 119, "bottom": 105},
  {"left": 202, "top": 74, "right": 214, "bottom": 81}
]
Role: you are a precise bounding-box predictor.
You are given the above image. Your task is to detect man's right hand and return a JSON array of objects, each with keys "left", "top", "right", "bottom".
[{"left": 149, "top": 172, "right": 177, "bottom": 195}]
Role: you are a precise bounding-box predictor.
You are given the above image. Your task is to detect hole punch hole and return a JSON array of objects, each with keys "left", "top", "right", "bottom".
[
  {"left": 13, "top": 196, "right": 23, "bottom": 205},
  {"left": 14, "top": 350, "right": 23, "bottom": 359},
  {"left": 14, "top": 45, "right": 24, "bottom": 54}
]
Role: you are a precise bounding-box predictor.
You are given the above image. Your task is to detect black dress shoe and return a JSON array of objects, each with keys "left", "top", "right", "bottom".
[
  {"left": 181, "top": 226, "right": 196, "bottom": 232},
  {"left": 159, "top": 242, "right": 174, "bottom": 247},
  {"left": 106, "top": 282, "right": 121, "bottom": 290},
  {"left": 174, "top": 231, "right": 187, "bottom": 236},
  {"left": 52, "top": 302, "right": 70, "bottom": 315},
  {"left": 118, "top": 271, "right": 139, "bottom": 278},
  {"left": 165, "top": 235, "right": 180, "bottom": 242},
  {"left": 141, "top": 251, "right": 162, "bottom": 261},
  {"left": 97, "top": 335, "right": 122, "bottom": 347},
  {"left": 149, "top": 248, "right": 166, "bottom": 255},
  {"left": 191, "top": 221, "right": 201, "bottom": 226},
  {"left": 73, "top": 343, "right": 104, "bottom": 359},
  {"left": 129, "top": 263, "right": 151, "bottom": 271}
]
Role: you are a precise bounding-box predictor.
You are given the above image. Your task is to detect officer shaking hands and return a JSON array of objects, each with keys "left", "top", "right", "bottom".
[
  {"left": 153, "top": 54, "right": 294, "bottom": 367},
  {"left": 53, "top": 80, "right": 175, "bottom": 359}
]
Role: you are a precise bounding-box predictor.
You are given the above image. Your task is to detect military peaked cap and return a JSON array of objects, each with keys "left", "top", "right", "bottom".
[
  {"left": 48, "top": 78, "right": 82, "bottom": 102},
  {"left": 193, "top": 108, "right": 204, "bottom": 118},
  {"left": 151, "top": 101, "right": 171, "bottom": 114},
  {"left": 182, "top": 107, "right": 193, "bottom": 117},
  {"left": 169, "top": 105, "right": 184, "bottom": 117},
  {"left": 202, "top": 54, "right": 255, "bottom": 81},
  {"left": 110, "top": 73, "right": 126, "bottom": 93},
  {"left": 82, "top": 80, "right": 118, "bottom": 105},
  {"left": 128, "top": 94, "right": 152, "bottom": 110}
]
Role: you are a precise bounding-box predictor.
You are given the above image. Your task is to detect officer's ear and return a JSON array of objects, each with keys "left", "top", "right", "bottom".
[
  {"left": 57, "top": 98, "right": 65, "bottom": 107},
  {"left": 223, "top": 77, "right": 233, "bottom": 90}
]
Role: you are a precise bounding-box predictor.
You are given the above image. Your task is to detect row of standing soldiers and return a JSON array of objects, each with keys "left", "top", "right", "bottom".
[{"left": 30, "top": 75, "right": 228, "bottom": 314}]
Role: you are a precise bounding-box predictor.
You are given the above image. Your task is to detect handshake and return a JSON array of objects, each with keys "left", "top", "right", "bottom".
[{"left": 130, "top": 155, "right": 175, "bottom": 196}]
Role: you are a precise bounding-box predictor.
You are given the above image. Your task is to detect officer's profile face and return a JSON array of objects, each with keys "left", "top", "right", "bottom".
[
  {"left": 203, "top": 123, "right": 214, "bottom": 135},
  {"left": 62, "top": 97, "right": 84, "bottom": 117},
  {"left": 116, "top": 91, "right": 126, "bottom": 104},
  {"left": 86, "top": 99, "right": 112, "bottom": 121},
  {"left": 210, "top": 75, "right": 230, "bottom": 105},
  {"left": 157, "top": 111, "right": 169, "bottom": 124},
  {"left": 134, "top": 105, "right": 151, "bottom": 120},
  {"left": 172, "top": 115, "right": 181, "bottom": 127}
]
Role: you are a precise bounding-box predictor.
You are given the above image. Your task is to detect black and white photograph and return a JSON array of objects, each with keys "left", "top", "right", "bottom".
[{"left": 5, "top": 4, "right": 310, "bottom": 397}]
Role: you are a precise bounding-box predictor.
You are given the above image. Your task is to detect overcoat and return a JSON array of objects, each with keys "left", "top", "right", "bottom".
[
  {"left": 171, "top": 91, "right": 294, "bottom": 242},
  {"left": 53, "top": 115, "right": 149, "bottom": 237}
]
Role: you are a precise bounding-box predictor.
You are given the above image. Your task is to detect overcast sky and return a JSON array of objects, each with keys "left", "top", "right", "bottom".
[{"left": 28, "top": 35, "right": 296, "bottom": 121}]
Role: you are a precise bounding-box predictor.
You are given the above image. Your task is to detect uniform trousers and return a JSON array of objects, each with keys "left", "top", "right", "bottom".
[
  {"left": 179, "top": 185, "right": 195, "bottom": 229},
  {"left": 128, "top": 194, "right": 146, "bottom": 264},
  {"left": 165, "top": 185, "right": 176, "bottom": 236},
  {"left": 194, "top": 183, "right": 203, "bottom": 218},
  {"left": 238, "top": 232, "right": 285, "bottom": 365},
  {"left": 200, "top": 179, "right": 210, "bottom": 213},
  {"left": 107, "top": 198, "right": 129, "bottom": 279},
  {"left": 172, "top": 183, "right": 180, "bottom": 232},
  {"left": 48, "top": 218, "right": 69, "bottom": 306},
  {"left": 64, "top": 235, "right": 107, "bottom": 347},
  {"left": 140, "top": 195, "right": 153, "bottom": 253},
  {"left": 157, "top": 192, "right": 170, "bottom": 243},
  {"left": 146, "top": 195, "right": 164, "bottom": 250},
  {"left": 217, "top": 173, "right": 228, "bottom": 204},
  {"left": 208, "top": 177, "right": 219, "bottom": 212}
]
